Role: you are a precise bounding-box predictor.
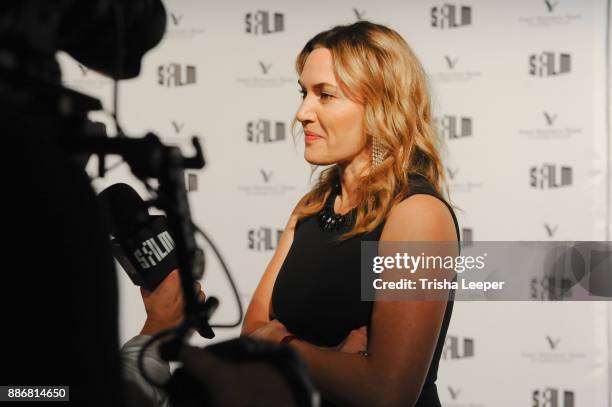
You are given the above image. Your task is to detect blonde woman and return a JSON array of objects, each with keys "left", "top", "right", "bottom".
[{"left": 242, "top": 21, "right": 460, "bottom": 407}]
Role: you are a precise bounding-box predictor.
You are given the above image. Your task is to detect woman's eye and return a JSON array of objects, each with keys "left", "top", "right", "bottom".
[{"left": 298, "top": 89, "right": 333, "bottom": 101}]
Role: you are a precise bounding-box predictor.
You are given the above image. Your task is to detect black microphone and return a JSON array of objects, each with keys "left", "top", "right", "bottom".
[
  {"left": 98, "top": 183, "right": 178, "bottom": 291},
  {"left": 98, "top": 183, "right": 219, "bottom": 338},
  {"left": 98, "top": 183, "right": 215, "bottom": 339}
]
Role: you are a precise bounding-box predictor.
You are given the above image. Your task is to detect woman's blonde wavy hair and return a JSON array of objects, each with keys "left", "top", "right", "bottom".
[{"left": 293, "top": 20, "right": 450, "bottom": 240}]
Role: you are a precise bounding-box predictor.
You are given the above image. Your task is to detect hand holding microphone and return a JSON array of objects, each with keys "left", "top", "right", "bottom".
[
  {"left": 140, "top": 270, "right": 207, "bottom": 336},
  {"left": 98, "top": 183, "right": 179, "bottom": 291},
  {"left": 98, "top": 182, "right": 215, "bottom": 339}
]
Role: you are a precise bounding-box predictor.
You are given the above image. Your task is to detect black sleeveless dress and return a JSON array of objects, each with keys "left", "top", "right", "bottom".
[{"left": 271, "top": 173, "right": 460, "bottom": 406}]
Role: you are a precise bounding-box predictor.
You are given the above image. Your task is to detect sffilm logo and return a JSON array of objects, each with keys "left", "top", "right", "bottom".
[
  {"left": 186, "top": 173, "right": 198, "bottom": 192},
  {"left": 134, "top": 231, "right": 175, "bottom": 269},
  {"left": 158, "top": 64, "right": 197, "bottom": 87},
  {"left": 461, "top": 228, "right": 473, "bottom": 244},
  {"left": 431, "top": 4, "right": 472, "bottom": 29},
  {"left": 245, "top": 11, "right": 284, "bottom": 34},
  {"left": 532, "top": 388, "right": 574, "bottom": 407},
  {"left": 529, "top": 52, "right": 571, "bottom": 77},
  {"left": 248, "top": 227, "right": 283, "bottom": 251},
  {"left": 435, "top": 115, "right": 472, "bottom": 139},
  {"left": 246, "top": 120, "right": 286, "bottom": 143},
  {"left": 442, "top": 336, "right": 475, "bottom": 359},
  {"left": 529, "top": 164, "right": 573, "bottom": 189}
]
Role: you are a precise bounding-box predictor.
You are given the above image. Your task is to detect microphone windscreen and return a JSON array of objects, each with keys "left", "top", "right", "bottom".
[{"left": 98, "top": 183, "right": 150, "bottom": 238}]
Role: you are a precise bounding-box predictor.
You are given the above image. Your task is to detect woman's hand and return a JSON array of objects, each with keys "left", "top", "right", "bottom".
[
  {"left": 248, "top": 321, "right": 369, "bottom": 353},
  {"left": 140, "top": 269, "right": 206, "bottom": 335},
  {"left": 335, "top": 326, "right": 368, "bottom": 354},
  {"left": 248, "top": 319, "right": 291, "bottom": 343}
]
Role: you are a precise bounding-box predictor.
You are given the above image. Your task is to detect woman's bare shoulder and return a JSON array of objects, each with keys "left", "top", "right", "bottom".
[{"left": 382, "top": 194, "right": 456, "bottom": 241}]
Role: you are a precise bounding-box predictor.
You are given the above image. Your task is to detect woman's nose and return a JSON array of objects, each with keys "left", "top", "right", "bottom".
[{"left": 296, "top": 98, "right": 316, "bottom": 124}]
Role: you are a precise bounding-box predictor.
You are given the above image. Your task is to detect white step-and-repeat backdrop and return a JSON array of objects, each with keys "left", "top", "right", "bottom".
[{"left": 57, "top": 1, "right": 611, "bottom": 405}]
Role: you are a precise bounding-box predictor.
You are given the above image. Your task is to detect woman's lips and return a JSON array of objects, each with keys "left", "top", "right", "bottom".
[{"left": 305, "top": 131, "right": 322, "bottom": 142}]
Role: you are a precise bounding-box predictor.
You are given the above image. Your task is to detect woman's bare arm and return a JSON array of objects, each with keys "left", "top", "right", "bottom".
[{"left": 241, "top": 200, "right": 302, "bottom": 335}]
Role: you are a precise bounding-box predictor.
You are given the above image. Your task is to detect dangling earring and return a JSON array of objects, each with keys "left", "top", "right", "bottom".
[{"left": 371, "top": 134, "right": 384, "bottom": 168}]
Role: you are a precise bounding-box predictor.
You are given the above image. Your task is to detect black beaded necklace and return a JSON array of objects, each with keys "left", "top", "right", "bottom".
[{"left": 317, "top": 184, "right": 356, "bottom": 232}]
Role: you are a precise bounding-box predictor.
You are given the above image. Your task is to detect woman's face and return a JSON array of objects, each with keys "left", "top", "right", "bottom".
[{"left": 296, "top": 47, "right": 367, "bottom": 166}]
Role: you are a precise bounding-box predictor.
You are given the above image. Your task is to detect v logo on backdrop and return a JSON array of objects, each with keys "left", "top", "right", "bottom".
[
  {"left": 259, "top": 61, "right": 272, "bottom": 75},
  {"left": 544, "top": 223, "right": 558, "bottom": 237},
  {"left": 447, "top": 387, "right": 461, "bottom": 400},
  {"left": 543, "top": 112, "right": 558, "bottom": 126},
  {"left": 171, "top": 120, "right": 185, "bottom": 134},
  {"left": 545, "top": 335, "right": 560, "bottom": 349},
  {"left": 353, "top": 8, "right": 366, "bottom": 20},
  {"left": 544, "top": 0, "right": 559, "bottom": 13},
  {"left": 260, "top": 169, "right": 273, "bottom": 183},
  {"left": 78, "top": 63, "right": 89, "bottom": 75},
  {"left": 446, "top": 167, "right": 459, "bottom": 180},
  {"left": 445, "top": 56, "right": 459, "bottom": 69},
  {"left": 170, "top": 13, "right": 184, "bottom": 26}
]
